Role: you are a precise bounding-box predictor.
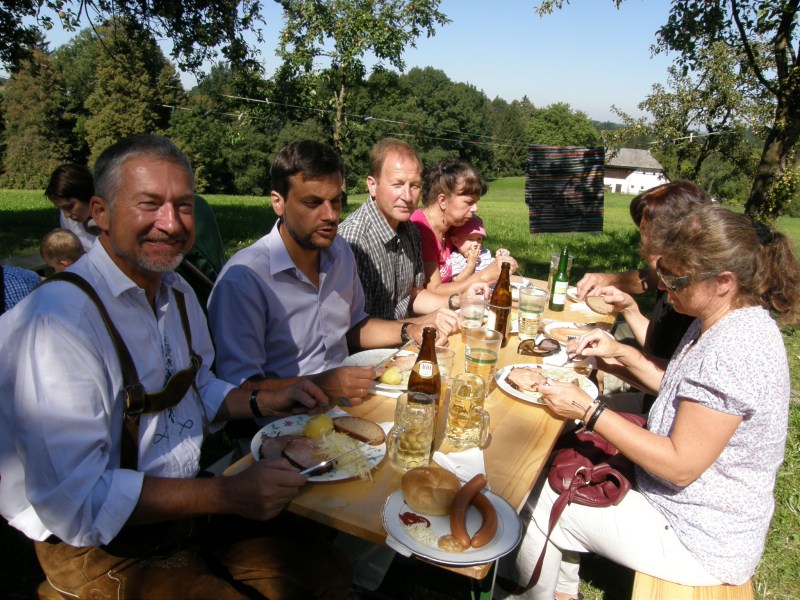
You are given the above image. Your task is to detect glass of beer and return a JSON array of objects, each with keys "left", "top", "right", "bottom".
[
  {"left": 465, "top": 328, "right": 502, "bottom": 386},
  {"left": 387, "top": 393, "right": 436, "bottom": 471},
  {"left": 518, "top": 286, "right": 548, "bottom": 341},
  {"left": 446, "top": 373, "right": 490, "bottom": 450},
  {"left": 460, "top": 297, "right": 486, "bottom": 342},
  {"left": 547, "top": 253, "right": 574, "bottom": 294}
]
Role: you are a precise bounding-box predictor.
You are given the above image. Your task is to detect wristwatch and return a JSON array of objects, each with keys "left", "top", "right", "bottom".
[
  {"left": 400, "top": 322, "right": 411, "bottom": 344},
  {"left": 448, "top": 293, "right": 461, "bottom": 311}
]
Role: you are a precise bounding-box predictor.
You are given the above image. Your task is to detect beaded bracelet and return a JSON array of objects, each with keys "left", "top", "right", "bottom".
[{"left": 585, "top": 402, "right": 608, "bottom": 432}]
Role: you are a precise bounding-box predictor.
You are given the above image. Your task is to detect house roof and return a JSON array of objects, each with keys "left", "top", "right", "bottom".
[{"left": 606, "top": 148, "right": 664, "bottom": 171}]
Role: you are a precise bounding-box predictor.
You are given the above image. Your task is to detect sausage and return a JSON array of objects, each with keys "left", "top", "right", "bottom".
[
  {"left": 449, "top": 473, "right": 487, "bottom": 548},
  {"left": 469, "top": 492, "right": 497, "bottom": 548}
]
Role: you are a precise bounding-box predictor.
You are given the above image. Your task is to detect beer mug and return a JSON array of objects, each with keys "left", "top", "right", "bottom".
[
  {"left": 445, "top": 373, "right": 490, "bottom": 450},
  {"left": 387, "top": 393, "right": 436, "bottom": 471}
]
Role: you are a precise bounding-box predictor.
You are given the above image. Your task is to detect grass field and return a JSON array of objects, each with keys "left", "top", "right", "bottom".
[{"left": 1, "top": 178, "right": 799, "bottom": 599}]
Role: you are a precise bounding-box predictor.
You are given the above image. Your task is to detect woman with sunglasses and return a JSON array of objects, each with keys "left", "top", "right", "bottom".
[{"left": 498, "top": 204, "right": 800, "bottom": 600}]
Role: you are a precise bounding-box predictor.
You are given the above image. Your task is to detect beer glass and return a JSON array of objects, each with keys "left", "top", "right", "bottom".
[
  {"left": 387, "top": 393, "right": 435, "bottom": 471},
  {"left": 465, "top": 328, "right": 502, "bottom": 386},
  {"left": 459, "top": 297, "right": 486, "bottom": 342},
  {"left": 446, "top": 373, "right": 490, "bottom": 450},
  {"left": 518, "top": 286, "right": 548, "bottom": 341}
]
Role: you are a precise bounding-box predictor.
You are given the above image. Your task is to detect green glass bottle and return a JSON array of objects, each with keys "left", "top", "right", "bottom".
[{"left": 548, "top": 248, "right": 569, "bottom": 312}]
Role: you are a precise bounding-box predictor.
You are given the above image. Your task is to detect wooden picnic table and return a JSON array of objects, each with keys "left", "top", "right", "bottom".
[{"left": 225, "top": 278, "right": 616, "bottom": 582}]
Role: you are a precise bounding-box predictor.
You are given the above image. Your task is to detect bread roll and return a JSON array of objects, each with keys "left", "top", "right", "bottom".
[
  {"left": 586, "top": 295, "right": 615, "bottom": 315},
  {"left": 401, "top": 467, "right": 461, "bottom": 516}
]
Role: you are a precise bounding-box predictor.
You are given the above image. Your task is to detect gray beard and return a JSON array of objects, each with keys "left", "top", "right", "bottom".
[{"left": 137, "top": 253, "right": 185, "bottom": 273}]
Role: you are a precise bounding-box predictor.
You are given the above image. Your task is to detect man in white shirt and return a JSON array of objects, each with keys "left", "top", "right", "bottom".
[{"left": 0, "top": 135, "right": 351, "bottom": 599}]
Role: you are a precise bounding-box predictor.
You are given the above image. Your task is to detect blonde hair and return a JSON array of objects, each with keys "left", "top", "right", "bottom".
[
  {"left": 645, "top": 204, "right": 800, "bottom": 323},
  {"left": 40, "top": 228, "right": 85, "bottom": 268}
]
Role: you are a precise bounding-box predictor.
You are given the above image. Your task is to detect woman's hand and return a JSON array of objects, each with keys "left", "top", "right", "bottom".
[
  {"left": 590, "top": 285, "right": 637, "bottom": 313},
  {"left": 538, "top": 379, "right": 593, "bottom": 421},
  {"left": 566, "top": 329, "right": 621, "bottom": 362}
]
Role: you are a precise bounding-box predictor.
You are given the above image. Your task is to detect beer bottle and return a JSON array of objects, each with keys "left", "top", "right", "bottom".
[
  {"left": 548, "top": 247, "right": 570, "bottom": 312},
  {"left": 486, "top": 261, "right": 512, "bottom": 347},
  {"left": 407, "top": 327, "right": 441, "bottom": 408}
]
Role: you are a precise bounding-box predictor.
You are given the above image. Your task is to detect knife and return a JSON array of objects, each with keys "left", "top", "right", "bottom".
[
  {"left": 373, "top": 339, "right": 416, "bottom": 370},
  {"left": 299, "top": 435, "right": 381, "bottom": 476}
]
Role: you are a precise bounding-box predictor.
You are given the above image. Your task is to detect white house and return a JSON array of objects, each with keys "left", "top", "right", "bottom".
[{"left": 604, "top": 148, "right": 668, "bottom": 194}]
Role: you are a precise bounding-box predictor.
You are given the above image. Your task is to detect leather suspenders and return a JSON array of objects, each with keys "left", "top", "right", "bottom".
[{"left": 36, "top": 272, "right": 197, "bottom": 470}]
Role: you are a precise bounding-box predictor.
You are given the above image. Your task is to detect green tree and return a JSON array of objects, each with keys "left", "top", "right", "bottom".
[
  {"left": 486, "top": 97, "right": 529, "bottom": 177},
  {"left": 537, "top": 0, "right": 800, "bottom": 222},
  {"left": 0, "top": 0, "right": 267, "bottom": 72},
  {"left": 83, "top": 19, "right": 182, "bottom": 164},
  {"left": 0, "top": 48, "right": 71, "bottom": 187},
  {"left": 526, "top": 102, "right": 602, "bottom": 147},
  {"left": 275, "top": 0, "right": 450, "bottom": 159}
]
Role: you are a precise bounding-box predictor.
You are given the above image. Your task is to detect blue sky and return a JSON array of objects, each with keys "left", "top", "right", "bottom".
[{"left": 27, "top": 0, "right": 676, "bottom": 123}]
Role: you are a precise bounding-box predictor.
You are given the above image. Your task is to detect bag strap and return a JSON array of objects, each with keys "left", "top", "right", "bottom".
[{"left": 497, "top": 472, "right": 586, "bottom": 594}]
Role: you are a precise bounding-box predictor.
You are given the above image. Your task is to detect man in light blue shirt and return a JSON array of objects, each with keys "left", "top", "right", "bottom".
[{"left": 209, "top": 140, "right": 453, "bottom": 406}]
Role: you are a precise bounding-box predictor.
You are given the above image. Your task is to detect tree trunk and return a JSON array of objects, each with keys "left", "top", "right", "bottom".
[
  {"left": 745, "top": 102, "right": 800, "bottom": 222},
  {"left": 332, "top": 79, "right": 346, "bottom": 159}
]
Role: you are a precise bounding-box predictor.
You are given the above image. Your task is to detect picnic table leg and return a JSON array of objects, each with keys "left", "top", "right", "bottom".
[{"left": 470, "top": 561, "right": 497, "bottom": 600}]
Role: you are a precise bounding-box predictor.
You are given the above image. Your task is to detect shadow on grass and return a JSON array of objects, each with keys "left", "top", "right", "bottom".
[{"left": 0, "top": 208, "right": 60, "bottom": 256}]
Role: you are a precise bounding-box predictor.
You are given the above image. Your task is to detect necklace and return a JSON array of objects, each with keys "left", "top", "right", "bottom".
[{"left": 427, "top": 208, "right": 447, "bottom": 243}]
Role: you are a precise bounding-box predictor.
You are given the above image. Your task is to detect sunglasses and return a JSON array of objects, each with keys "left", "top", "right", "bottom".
[
  {"left": 518, "top": 337, "right": 560, "bottom": 357},
  {"left": 655, "top": 258, "right": 718, "bottom": 292}
]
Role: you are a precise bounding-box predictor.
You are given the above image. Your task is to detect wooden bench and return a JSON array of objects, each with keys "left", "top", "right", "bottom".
[
  {"left": 631, "top": 572, "right": 754, "bottom": 600},
  {"left": 1, "top": 251, "right": 49, "bottom": 275}
]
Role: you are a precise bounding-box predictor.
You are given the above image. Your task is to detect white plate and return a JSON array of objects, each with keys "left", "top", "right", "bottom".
[
  {"left": 382, "top": 489, "right": 522, "bottom": 566},
  {"left": 543, "top": 321, "right": 609, "bottom": 344},
  {"left": 567, "top": 287, "right": 581, "bottom": 303},
  {"left": 343, "top": 348, "right": 417, "bottom": 391},
  {"left": 250, "top": 414, "right": 386, "bottom": 482},
  {"left": 495, "top": 364, "right": 598, "bottom": 405}
]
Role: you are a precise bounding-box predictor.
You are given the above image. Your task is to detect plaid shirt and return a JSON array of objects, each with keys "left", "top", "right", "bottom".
[
  {"left": 339, "top": 198, "right": 425, "bottom": 320},
  {"left": 1, "top": 265, "right": 40, "bottom": 314}
]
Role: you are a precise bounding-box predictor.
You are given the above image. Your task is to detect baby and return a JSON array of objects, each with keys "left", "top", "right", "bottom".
[
  {"left": 40, "top": 228, "right": 85, "bottom": 273},
  {"left": 448, "top": 216, "right": 511, "bottom": 282}
]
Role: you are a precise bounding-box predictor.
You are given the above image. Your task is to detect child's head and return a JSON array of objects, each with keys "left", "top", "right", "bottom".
[
  {"left": 40, "top": 228, "right": 85, "bottom": 273},
  {"left": 450, "top": 216, "right": 487, "bottom": 254}
]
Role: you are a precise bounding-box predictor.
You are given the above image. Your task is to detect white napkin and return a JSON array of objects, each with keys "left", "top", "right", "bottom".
[
  {"left": 432, "top": 448, "right": 489, "bottom": 489},
  {"left": 535, "top": 333, "right": 597, "bottom": 370}
]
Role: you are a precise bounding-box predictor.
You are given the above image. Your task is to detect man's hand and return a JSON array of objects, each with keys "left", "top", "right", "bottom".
[
  {"left": 576, "top": 273, "right": 615, "bottom": 299},
  {"left": 413, "top": 310, "right": 457, "bottom": 342},
  {"left": 589, "top": 285, "right": 637, "bottom": 313},
  {"left": 225, "top": 459, "right": 306, "bottom": 521},
  {"left": 256, "top": 379, "right": 329, "bottom": 417},
  {"left": 463, "top": 282, "right": 490, "bottom": 301},
  {"left": 311, "top": 366, "right": 377, "bottom": 406}
]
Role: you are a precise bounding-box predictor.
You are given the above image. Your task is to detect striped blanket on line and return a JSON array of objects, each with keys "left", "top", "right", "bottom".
[{"left": 525, "top": 145, "right": 605, "bottom": 234}]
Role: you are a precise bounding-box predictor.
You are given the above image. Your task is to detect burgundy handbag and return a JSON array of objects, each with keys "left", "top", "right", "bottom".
[{"left": 500, "top": 412, "right": 647, "bottom": 595}]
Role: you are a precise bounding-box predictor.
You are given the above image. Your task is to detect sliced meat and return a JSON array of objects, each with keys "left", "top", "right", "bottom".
[
  {"left": 282, "top": 437, "right": 333, "bottom": 474},
  {"left": 389, "top": 353, "right": 418, "bottom": 372},
  {"left": 505, "top": 366, "right": 547, "bottom": 393},
  {"left": 259, "top": 434, "right": 302, "bottom": 461}
]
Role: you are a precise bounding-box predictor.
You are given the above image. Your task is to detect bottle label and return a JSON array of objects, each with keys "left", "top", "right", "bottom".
[
  {"left": 552, "top": 281, "right": 568, "bottom": 305},
  {"left": 417, "top": 361, "right": 434, "bottom": 378}
]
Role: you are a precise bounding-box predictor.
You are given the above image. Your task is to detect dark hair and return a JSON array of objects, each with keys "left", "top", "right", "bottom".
[
  {"left": 94, "top": 135, "right": 193, "bottom": 207},
  {"left": 422, "top": 157, "right": 487, "bottom": 207},
  {"left": 44, "top": 164, "right": 94, "bottom": 204},
  {"left": 368, "top": 137, "right": 422, "bottom": 179},
  {"left": 645, "top": 204, "right": 800, "bottom": 323},
  {"left": 629, "top": 180, "right": 711, "bottom": 228},
  {"left": 270, "top": 140, "right": 344, "bottom": 200}
]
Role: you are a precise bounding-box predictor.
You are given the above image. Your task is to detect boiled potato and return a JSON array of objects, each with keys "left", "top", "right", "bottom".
[
  {"left": 304, "top": 414, "right": 334, "bottom": 439},
  {"left": 379, "top": 366, "right": 403, "bottom": 385}
]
